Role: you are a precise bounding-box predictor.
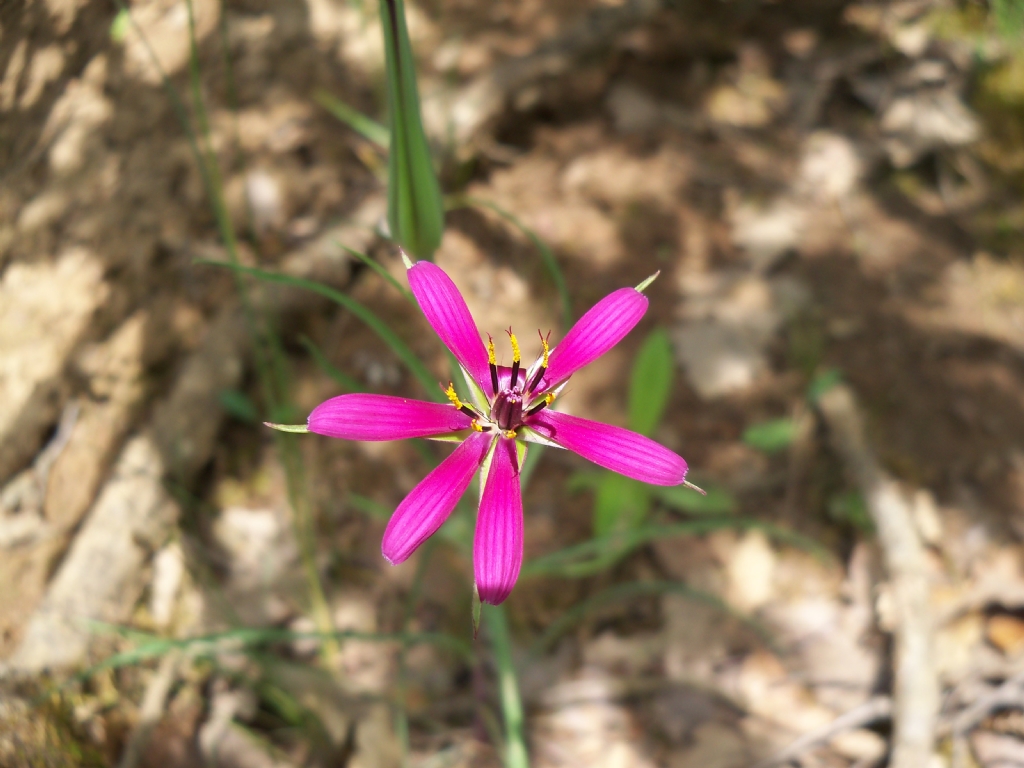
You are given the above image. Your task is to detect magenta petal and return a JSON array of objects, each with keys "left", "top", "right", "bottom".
[
  {"left": 474, "top": 437, "right": 523, "bottom": 605},
  {"left": 542, "top": 288, "right": 648, "bottom": 389},
  {"left": 308, "top": 394, "right": 471, "bottom": 441},
  {"left": 408, "top": 262, "right": 493, "bottom": 395},
  {"left": 527, "top": 411, "right": 687, "bottom": 486},
  {"left": 382, "top": 432, "right": 492, "bottom": 564}
]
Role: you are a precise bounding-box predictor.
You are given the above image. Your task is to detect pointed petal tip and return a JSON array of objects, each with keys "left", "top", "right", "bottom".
[
  {"left": 635, "top": 271, "right": 661, "bottom": 293},
  {"left": 683, "top": 479, "right": 707, "bottom": 496},
  {"left": 264, "top": 422, "right": 310, "bottom": 433},
  {"left": 400, "top": 248, "right": 415, "bottom": 269}
]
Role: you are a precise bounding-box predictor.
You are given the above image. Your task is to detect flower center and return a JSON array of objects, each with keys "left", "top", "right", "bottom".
[{"left": 491, "top": 388, "right": 523, "bottom": 431}]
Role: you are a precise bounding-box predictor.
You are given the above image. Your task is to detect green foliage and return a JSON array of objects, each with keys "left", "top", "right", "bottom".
[
  {"left": 593, "top": 474, "right": 650, "bottom": 537},
  {"left": 314, "top": 89, "right": 390, "bottom": 148},
  {"left": 298, "top": 335, "right": 363, "bottom": 392},
  {"left": 807, "top": 368, "right": 843, "bottom": 404},
  {"left": 743, "top": 418, "right": 797, "bottom": 454},
  {"left": 628, "top": 328, "right": 674, "bottom": 437},
  {"left": 653, "top": 483, "right": 736, "bottom": 515},
  {"left": 380, "top": 0, "right": 445, "bottom": 259},
  {"left": 828, "top": 491, "right": 873, "bottom": 533},
  {"left": 993, "top": 0, "right": 1024, "bottom": 40},
  {"left": 109, "top": 8, "right": 130, "bottom": 42},
  {"left": 219, "top": 389, "right": 260, "bottom": 423}
]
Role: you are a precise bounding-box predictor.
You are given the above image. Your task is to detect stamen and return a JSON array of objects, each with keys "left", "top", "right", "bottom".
[
  {"left": 525, "top": 392, "right": 555, "bottom": 417},
  {"left": 507, "top": 329, "right": 521, "bottom": 386},
  {"left": 503, "top": 429, "right": 517, "bottom": 439},
  {"left": 487, "top": 334, "right": 499, "bottom": 395},
  {"left": 471, "top": 421, "right": 484, "bottom": 432},
  {"left": 527, "top": 330, "right": 551, "bottom": 393},
  {"left": 444, "top": 382, "right": 463, "bottom": 410}
]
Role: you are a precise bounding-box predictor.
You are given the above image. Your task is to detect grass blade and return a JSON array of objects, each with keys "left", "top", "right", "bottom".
[
  {"left": 198, "top": 260, "right": 443, "bottom": 401},
  {"left": 298, "top": 334, "right": 363, "bottom": 392},
  {"left": 314, "top": 89, "right": 390, "bottom": 149}
]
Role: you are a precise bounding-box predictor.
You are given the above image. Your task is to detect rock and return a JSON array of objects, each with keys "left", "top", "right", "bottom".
[
  {"left": 9, "top": 436, "right": 178, "bottom": 671},
  {"left": 730, "top": 198, "right": 805, "bottom": 272},
  {"left": 673, "top": 321, "right": 768, "bottom": 399},
  {"left": 723, "top": 531, "right": 776, "bottom": 612},
  {"left": 796, "top": 131, "right": 862, "bottom": 200},
  {"left": 830, "top": 729, "right": 887, "bottom": 762},
  {"left": 0, "top": 248, "right": 109, "bottom": 484},
  {"left": 880, "top": 89, "right": 980, "bottom": 168}
]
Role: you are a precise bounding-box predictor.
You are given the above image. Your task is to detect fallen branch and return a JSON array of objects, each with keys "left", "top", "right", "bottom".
[{"left": 817, "top": 385, "right": 939, "bottom": 768}]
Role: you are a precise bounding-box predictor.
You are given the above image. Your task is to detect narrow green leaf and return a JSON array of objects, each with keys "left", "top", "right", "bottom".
[
  {"left": 298, "top": 335, "right": 363, "bottom": 392},
  {"left": 380, "top": 0, "right": 444, "bottom": 259},
  {"left": 313, "top": 89, "right": 390, "bottom": 148},
  {"left": 339, "top": 243, "right": 413, "bottom": 301},
  {"left": 348, "top": 493, "right": 392, "bottom": 521},
  {"left": 742, "top": 418, "right": 797, "bottom": 454},
  {"left": 593, "top": 473, "right": 650, "bottom": 537},
  {"left": 219, "top": 389, "right": 260, "bottom": 423},
  {"left": 198, "top": 260, "right": 443, "bottom": 401},
  {"left": 628, "top": 328, "right": 674, "bottom": 437},
  {"left": 652, "top": 483, "right": 735, "bottom": 515}
]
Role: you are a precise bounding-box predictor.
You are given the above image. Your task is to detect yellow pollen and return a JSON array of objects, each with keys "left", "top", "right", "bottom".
[
  {"left": 508, "top": 331, "right": 521, "bottom": 363},
  {"left": 503, "top": 429, "right": 517, "bottom": 439},
  {"left": 545, "top": 392, "right": 555, "bottom": 405},
  {"left": 444, "top": 382, "right": 463, "bottom": 410},
  {"left": 539, "top": 332, "right": 550, "bottom": 367},
  {"left": 487, "top": 336, "right": 496, "bottom": 366},
  {"left": 471, "top": 420, "right": 483, "bottom": 432}
]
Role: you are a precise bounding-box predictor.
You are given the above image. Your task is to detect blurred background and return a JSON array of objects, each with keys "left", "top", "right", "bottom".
[{"left": 2, "top": 0, "right": 1024, "bottom": 766}]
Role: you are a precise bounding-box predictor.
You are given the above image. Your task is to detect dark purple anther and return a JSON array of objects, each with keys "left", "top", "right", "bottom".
[{"left": 491, "top": 389, "right": 523, "bottom": 431}]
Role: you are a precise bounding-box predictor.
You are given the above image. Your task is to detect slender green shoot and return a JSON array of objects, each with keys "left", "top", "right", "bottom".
[
  {"left": 298, "top": 334, "right": 364, "bottom": 392},
  {"left": 314, "top": 89, "right": 391, "bottom": 148},
  {"left": 340, "top": 243, "right": 414, "bottom": 301},
  {"left": 483, "top": 604, "right": 529, "bottom": 768}
]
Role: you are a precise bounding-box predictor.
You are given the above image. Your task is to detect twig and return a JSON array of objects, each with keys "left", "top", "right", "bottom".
[
  {"left": 943, "top": 671, "right": 1024, "bottom": 768},
  {"left": 817, "top": 385, "right": 939, "bottom": 768},
  {"left": 751, "top": 695, "right": 893, "bottom": 768},
  {"left": 117, "top": 651, "right": 182, "bottom": 768}
]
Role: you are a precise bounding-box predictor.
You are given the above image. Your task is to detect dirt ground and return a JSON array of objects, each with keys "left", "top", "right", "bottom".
[{"left": 3, "top": 0, "right": 1024, "bottom": 766}]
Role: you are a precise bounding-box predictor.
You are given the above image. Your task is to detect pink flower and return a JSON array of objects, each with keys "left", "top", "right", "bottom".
[{"left": 305, "top": 260, "right": 688, "bottom": 604}]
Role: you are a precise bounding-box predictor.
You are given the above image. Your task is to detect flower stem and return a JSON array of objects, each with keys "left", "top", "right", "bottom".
[{"left": 483, "top": 604, "right": 529, "bottom": 768}]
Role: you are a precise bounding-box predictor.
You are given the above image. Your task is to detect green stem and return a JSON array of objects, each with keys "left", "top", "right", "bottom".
[{"left": 483, "top": 604, "right": 529, "bottom": 768}]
